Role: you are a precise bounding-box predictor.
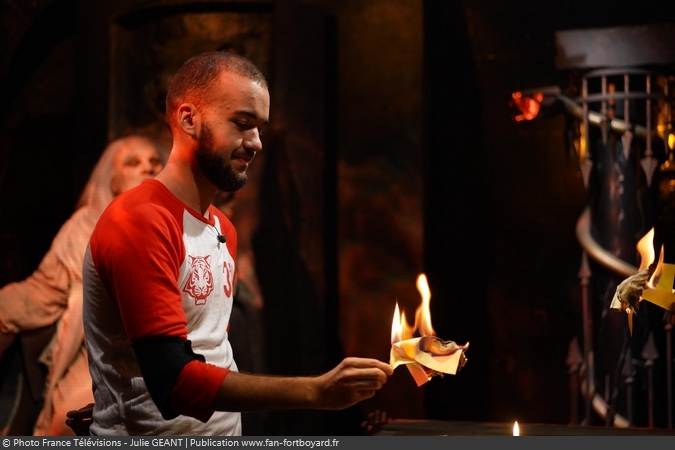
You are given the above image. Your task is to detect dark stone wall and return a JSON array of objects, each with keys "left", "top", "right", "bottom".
[
  {"left": 330, "top": 0, "right": 427, "bottom": 427},
  {"left": 0, "top": 0, "right": 76, "bottom": 285}
]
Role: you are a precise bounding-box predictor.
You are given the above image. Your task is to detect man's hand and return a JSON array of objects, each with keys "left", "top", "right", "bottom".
[
  {"left": 65, "top": 403, "right": 94, "bottom": 436},
  {"left": 312, "top": 357, "right": 393, "bottom": 410}
]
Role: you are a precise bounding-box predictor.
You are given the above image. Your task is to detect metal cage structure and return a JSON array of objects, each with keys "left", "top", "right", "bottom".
[{"left": 570, "top": 66, "right": 675, "bottom": 428}]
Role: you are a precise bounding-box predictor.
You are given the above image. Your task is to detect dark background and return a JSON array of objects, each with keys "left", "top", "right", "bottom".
[{"left": 1, "top": 0, "right": 675, "bottom": 436}]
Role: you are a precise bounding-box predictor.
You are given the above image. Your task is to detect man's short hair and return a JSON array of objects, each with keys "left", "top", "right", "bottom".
[{"left": 165, "top": 51, "right": 267, "bottom": 131}]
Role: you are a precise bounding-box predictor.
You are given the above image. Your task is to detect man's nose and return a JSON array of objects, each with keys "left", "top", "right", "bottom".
[{"left": 243, "top": 129, "right": 263, "bottom": 153}]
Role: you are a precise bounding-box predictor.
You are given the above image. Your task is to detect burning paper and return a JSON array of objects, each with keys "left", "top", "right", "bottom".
[
  {"left": 390, "top": 274, "right": 468, "bottom": 386},
  {"left": 610, "top": 227, "right": 675, "bottom": 334}
]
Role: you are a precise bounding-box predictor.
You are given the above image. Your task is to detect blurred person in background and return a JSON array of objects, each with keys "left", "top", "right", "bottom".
[{"left": 0, "top": 135, "right": 165, "bottom": 436}]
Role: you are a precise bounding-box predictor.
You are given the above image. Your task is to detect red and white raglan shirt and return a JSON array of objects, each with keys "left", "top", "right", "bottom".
[{"left": 82, "top": 179, "right": 241, "bottom": 435}]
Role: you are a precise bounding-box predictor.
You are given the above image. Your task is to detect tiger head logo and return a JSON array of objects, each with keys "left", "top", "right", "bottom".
[{"left": 183, "top": 255, "right": 214, "bottom": 305}]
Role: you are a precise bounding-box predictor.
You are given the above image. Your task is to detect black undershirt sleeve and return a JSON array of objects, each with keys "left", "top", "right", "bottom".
[{"left": 131, "top": 336, "right": 205, "bottom": 420}]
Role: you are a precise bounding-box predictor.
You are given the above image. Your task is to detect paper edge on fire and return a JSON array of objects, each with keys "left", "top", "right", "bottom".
[
  {"left": 641, "top": 263, "right": 675, "bottom": 311},
  {"left": 609, "top": 264, "right": 675, "bottom": 335},
  {"left": 390, "top": 336, "right": 468, "bottom": 386},
  {"left": 610, "top": 264, "right": 675, "bottom": 313}
]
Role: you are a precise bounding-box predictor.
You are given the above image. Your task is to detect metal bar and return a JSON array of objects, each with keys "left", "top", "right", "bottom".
[
  {"left": 575, "top": 92, "right": 667, "bottom": 103},
  {"left": 567, "top": 337, "right": 583, "bottom": 425},
  {"left": 581, "top": 77, "right": 591, "bottom": 428},
  {"left": 627, "top": 383, "right": 633, "bottom": 426},
  {"left": 570, "top": 368, "right": 579, "bottom": 425},
  {"left": 642, "top": 331, "right": 658, "bottom": 428},
  {"left": 579, "top": 249, "right": 593, "bottom": 425},
  {"left": 623, "top": 347, "right": 635, "bottom": 427},
  {"left": 585, "top": 67, "right": 654, "bottom": 78},
  {"left": 583, "top": 78, "right": 590, "bottom": 155},
  {"left": 576, "top": 207, "right": 638, "bottom": 277},
  {"left": 662, "top": 76, "right": 672, "bottom": 429},
  {"left": 605, "top": 374, "right": 612, "bottom": 427},
  {"left": 601, "top": 76, "right": 608, "bottom": 118},
  {"left": 624, "top": 74, "right": 630, "bottom": 125},
  {"left": 667, "top": 77, "right": 671, "bottom": 121},
  {"left": 646, "top": 75, "right": 652, "bottom": 156},
  {"left": 648, "top": 364, "right": 654, "bottom": 428},
  {"left": 666, "top": 77, "right": 672, "bottom": 159},
  {"left": 557, "top": 95, "right": 649, "bottom": 139},
  {"left": 666, "top": 314, "right": 673, "bottom": 428}
]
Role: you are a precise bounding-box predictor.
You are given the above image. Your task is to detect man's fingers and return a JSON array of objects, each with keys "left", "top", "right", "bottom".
[
  {"left": 318, "top": 357, "right": 395, "bottom": 410},
  {"left": 356, "top": 389, "right": 376, "bottom": 400},
  {"left": 340, "top": 358, "right": 394, "bottom": 381},
  {"left": 343, "top": 357, "right": 394, "bottom": 374},
  {"left": 346, "top": 379, "right": 384, "bottom": 390},
  {"left": 66, "top": 404, "right": 94, "bottom": 420},
  {"left": 65, "top": 417, "right": 93, "bottom": 436},
  {"left": 341, "top": 367, "right": 390, "bottom": 385}
]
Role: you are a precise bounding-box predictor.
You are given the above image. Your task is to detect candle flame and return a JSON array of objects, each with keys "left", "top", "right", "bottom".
[{"left": 513, "top": 421, "right": 519, "bottom": 436}]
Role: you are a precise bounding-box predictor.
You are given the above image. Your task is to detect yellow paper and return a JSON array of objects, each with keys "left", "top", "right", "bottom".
[
  {"left": 611, "top": 263, "right": 675, "bottom": 335},
  {"left": 641, "top": 263, "right": 675, "bottom": 311},
  {"left": 390, "top": 336, "right": 468, "bottom": 386}
]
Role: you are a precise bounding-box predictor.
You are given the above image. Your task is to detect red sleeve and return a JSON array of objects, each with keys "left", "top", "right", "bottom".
[
  {"left": 169, "top": 360, "right": 231, "bottom": 422},
  {"left": 91, "top": 200, "right": 188, "bottom": 341}
]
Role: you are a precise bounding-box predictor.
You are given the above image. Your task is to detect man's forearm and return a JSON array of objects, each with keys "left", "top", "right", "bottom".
[
  {"left": 212, "top": 371, "right": 317, "bottom": 412},
  {"left": 209, "top": 357, "right": 390, "bottom": 413},
  {"left": 165, "top": 357, "right": 389, "bottom": 418}
]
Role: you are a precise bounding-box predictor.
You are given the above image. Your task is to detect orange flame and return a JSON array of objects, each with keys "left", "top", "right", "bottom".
[
  {"left": 635, "top": 228, "right": 675, "bottom": 313},
  {"left": 648, "top": 245, "right": 665, "bottom": 289},
  {"left": 391, "top": 303, "right": 415, "bottom": 344},
  {"left": 513, "top": 421, "right": 519, "bottom": 436},
  {"left": 391, "top": 274, "right": 436, "bottom": 344},
  {"left": 636, "top": 227, "right": 665, "bottom": 288},
  {"left": 637, "top": 228, "right": 655, "bottom": 272}
]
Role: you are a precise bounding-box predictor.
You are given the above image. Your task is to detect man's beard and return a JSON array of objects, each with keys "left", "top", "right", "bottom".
[{"left": 195, "top": 123, "right": 248, "bottom": 192}]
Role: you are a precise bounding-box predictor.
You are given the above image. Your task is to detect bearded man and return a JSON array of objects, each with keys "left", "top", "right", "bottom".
[{"left": 81, "top": 51, "right": 391, "bottom": 436}]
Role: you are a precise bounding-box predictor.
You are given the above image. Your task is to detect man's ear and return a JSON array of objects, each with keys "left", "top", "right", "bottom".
[{"left": 177, "top": 103, "right": 199, "bottom": 139}]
